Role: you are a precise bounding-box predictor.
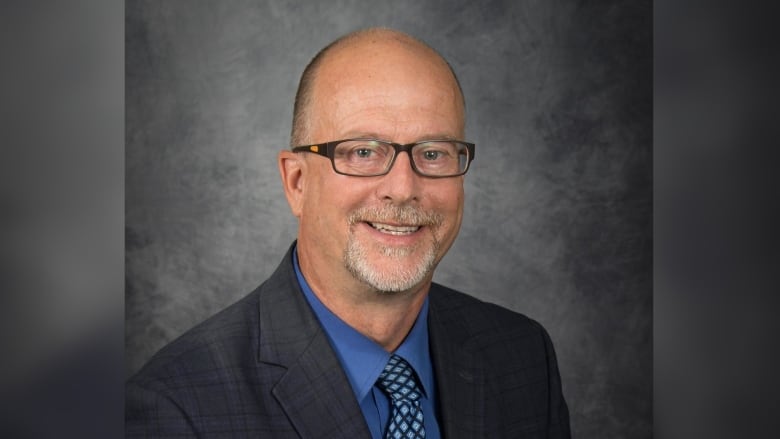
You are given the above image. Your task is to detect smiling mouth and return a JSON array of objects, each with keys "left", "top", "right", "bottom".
[{"left": 368, "top": 222, "right": 421, "bottom": 235}]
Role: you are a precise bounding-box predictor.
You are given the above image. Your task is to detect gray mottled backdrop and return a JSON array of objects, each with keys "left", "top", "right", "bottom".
[{"left": 126, "top": 1, "right": 651, "bottom": 437}]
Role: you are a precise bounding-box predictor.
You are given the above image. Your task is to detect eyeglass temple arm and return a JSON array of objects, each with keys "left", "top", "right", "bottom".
[{"left": 291, "top": 144, "right": 332, "bottom": 157}]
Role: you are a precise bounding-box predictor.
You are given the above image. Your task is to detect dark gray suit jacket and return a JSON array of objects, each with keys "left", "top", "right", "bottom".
[{"left": 126, "top": 245, "right": 570, "bottom": 438}]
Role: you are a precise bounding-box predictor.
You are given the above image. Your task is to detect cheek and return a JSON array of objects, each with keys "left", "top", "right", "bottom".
[
  {"left": 441, "top": 181, "right": 465, "bottom": 212},
  {"left": 304, "top": 175, "right": 362, "bottom": 230},
  {"left": 430, "top": 184, "right": 465, "bottom": 233}
]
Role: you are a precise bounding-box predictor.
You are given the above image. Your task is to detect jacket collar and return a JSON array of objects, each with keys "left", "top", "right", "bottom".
[
  {"left": 256, "top": 243, "right": 372, "bottom": 438},
  {"left": 255, "top": 243, "right": 487, "bottom": 438}
]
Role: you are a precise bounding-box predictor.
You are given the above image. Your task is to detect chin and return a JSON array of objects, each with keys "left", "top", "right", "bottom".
[{"left": 344, "top": 240, "right": 438, "bottom": 293}]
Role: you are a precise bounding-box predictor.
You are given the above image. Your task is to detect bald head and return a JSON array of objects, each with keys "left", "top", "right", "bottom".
[{"left": 290, "top": 28, "right": 465, "bottom": 146}]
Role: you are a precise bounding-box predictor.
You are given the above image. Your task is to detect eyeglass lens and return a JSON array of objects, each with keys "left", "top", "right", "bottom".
[{"left": 332, "top": 140, "right": 468, "bottom": 176}]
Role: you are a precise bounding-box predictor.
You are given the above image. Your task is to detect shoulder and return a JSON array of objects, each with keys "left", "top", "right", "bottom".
[
  {"left": 428, "top": 283, "right": 556, "bottom": 352},
  {"left": 428, "top": 284, "right": 571, "bottom": 436},
  {"left": 128, "top": 286, "right": 262, "bottom": 389},
  {"left": 128, "top": 247, "right": 299, "bottom": 387},
  {"left": 429, "top": 283, "right": 546, "bottom": 333},
  {"left": 125, "top": 286, "right": 269, "bottom": 436}
]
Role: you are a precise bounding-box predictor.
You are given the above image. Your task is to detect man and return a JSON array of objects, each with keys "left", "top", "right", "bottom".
[{"left": 127, "top": 27, "right": 570, "bottom": 438}]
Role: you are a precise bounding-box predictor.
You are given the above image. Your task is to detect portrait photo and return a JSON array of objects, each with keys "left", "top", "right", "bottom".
[{"left": 126, "top": 1, "right": 651, "bottom": 437}]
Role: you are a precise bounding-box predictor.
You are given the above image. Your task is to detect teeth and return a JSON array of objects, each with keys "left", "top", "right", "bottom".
[{"left": 370, "top": 222, "right": 420, "bottom": 235}]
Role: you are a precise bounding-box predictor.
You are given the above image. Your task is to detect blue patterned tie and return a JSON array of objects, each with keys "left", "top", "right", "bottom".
[{"left": 376, "top": 354, "right": 426, "bottom": 439}]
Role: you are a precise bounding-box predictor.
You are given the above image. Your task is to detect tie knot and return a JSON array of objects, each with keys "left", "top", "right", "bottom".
[{"left": 376, "top": 354, "right": 423, "bottom": 402}]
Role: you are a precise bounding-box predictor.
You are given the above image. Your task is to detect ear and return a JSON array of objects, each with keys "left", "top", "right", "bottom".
[{"left": 278, "top": 150, "right": 306, "bottom": 218}]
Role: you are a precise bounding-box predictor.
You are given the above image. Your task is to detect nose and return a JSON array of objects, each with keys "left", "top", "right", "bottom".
[{"left": 376, "top": 151, "right": 420, "bottom": 204}]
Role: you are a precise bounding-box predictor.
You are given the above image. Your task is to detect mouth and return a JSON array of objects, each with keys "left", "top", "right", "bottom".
[{"left": 367, "top": 222, "right": 421, "bottom": 235}]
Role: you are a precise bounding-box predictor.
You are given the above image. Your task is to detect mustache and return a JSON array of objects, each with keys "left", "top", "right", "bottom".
[{"left": 348, "top": 205, "right": 443, "bottom": 227}]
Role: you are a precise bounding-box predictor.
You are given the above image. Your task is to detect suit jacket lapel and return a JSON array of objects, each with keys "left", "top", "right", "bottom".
[
  {"left": 257, "top": 245, "right": 371, "bottom": 439},
  {"left": 272, "top": 330, "right": 370, "bottom": 438},
  {"left": 429, "top": 286, "right": 487, "bottom": 439}
]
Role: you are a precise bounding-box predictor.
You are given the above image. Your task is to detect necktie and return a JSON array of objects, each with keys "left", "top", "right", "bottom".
[{"left": 376, "top": 354, "right": 426, "bottom": 439}]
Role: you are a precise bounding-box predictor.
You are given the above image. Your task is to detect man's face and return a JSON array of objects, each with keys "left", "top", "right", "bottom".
[{"left": 292, "top": 39, "right": 465, "bottom": 294}]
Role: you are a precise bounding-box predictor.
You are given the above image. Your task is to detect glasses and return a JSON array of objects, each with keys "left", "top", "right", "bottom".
[{"left": 292, "top": 138, "right": 475, "bottom": 178}]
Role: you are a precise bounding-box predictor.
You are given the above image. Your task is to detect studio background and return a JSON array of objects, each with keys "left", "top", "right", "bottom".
[{"left": 126, "top": 1, "right": 651, "bottom": 437}]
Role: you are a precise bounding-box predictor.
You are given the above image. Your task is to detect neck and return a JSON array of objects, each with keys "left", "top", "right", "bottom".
[
  {"left": 298, "top": 250, "right": 429, "bottom": 351},
  {"left": 328, "top": 289, "right": 428, "bottom": 352}
]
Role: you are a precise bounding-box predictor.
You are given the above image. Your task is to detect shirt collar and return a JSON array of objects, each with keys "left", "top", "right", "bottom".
[{"left": 292, "top": 247, "right": 434, "bottom": 403}]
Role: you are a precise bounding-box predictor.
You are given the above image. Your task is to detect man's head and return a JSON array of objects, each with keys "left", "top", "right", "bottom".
[
  {"left": 289, "top": 28, "right": 465, "bottom": 147},
  {"left": 279, "top": 28, "right": 469, "bottom": 296}
]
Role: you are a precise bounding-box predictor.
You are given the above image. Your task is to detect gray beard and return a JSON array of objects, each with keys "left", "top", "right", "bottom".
[
  {"left": 344, "top": 235, "right": 439, "bottom": 293},
  {"left": 343, "top": 206, "right": 442, "bottom": 293}
]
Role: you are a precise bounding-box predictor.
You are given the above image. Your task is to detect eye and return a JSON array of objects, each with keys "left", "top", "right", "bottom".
[
  {"left": 416, "top": 143, "right": 456, "bottom": 162},
  {"left": 422, "top": 150, "right": 442, "bottom": 161},
  {"left": 354, "top": 148, "right": 374, "bottom": 158},
  {"left": 335, "top": 141, "right": 391, "bottom": 163}
]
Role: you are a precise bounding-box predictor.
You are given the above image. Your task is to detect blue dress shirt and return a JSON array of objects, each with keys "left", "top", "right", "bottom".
[{"left": 293, "top": 249, "right": 441, "bottom": 439}]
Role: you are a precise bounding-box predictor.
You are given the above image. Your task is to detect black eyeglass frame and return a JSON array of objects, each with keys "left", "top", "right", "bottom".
[{"left": 291, "top": 138, "right": 476, "bottom": 178}]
